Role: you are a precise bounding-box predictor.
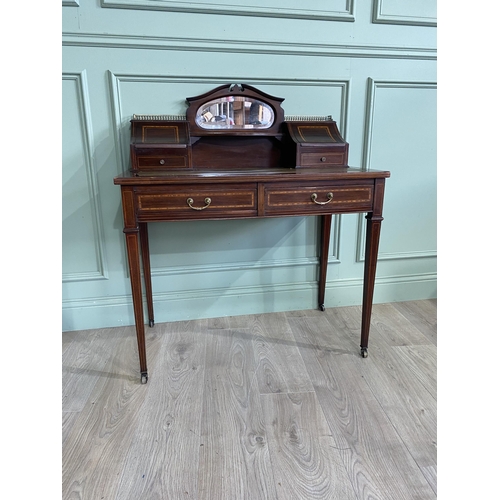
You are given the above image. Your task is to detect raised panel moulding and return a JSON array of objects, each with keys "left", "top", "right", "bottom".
[
  {"left": 372, "top": 0, "right": 437, "bottom": 26},
  {"left": 357, "top": 78, "right": 437, "bottom": 262},
  {"left": 100, "top": 0, "right": 355, "bottom": 21},
  {"left": 62, "top": 0, "right": 80, "bottom": 6},
  {"left": 62, "top": 33, "right": 437, "bottom": 61},
  {"left": 362, "top": 79, "right": 436, "bottom": 175},
  {"left": 62, "top": 71, "right": 109, "bottom": 282}
]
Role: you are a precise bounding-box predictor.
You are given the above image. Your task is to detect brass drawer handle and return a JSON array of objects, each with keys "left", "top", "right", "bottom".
[
  {"left": 187, "top": 197, "right": 211, "bottom": 210},
  {"left": 311, "top": 192, "right": 333, "bottom": 205}
]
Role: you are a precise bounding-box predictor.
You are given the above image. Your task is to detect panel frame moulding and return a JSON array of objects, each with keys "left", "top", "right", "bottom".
[
  {"left": 100, "top": 0, "right": 355, "bottom": 22},
  {"left": 62, "top": 70, "right": 109, "bottom": 283},
  {"left": 356, "top": 78, "right": 437, "bottom": 262},
  {"left": 62, "top": 33, "right": 437, "bottom": 62},
  {"left": 372, "top": 0, "right": 437, "bottom": 27}
]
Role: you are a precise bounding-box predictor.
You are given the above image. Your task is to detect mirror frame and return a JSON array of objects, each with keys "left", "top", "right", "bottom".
[{"left": 186, "top": 84, "right": 285, "bottom": 136}]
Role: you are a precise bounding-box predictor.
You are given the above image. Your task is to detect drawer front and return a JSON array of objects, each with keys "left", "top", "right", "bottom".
[
  {"left": 265, "top": 184, "right": 373, "bottom": 215},
  {"left": 136, "top": 184, "right": 257, "bottom": 220},
  {"left": 137, "top": 153, "right": 188, "bottom": 169},
  {"left": 131, "top": 146, "right": 191, "bottom": 170},
  {"left": 300, "top": 151, "right": 346, "bottom": 167}
]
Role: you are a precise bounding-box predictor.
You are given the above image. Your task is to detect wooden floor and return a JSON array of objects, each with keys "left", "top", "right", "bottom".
[{"left": 62, "top": 299, "right": 437, "bottom": 500}]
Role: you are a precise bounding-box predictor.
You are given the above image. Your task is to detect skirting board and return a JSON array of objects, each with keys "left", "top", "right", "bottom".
[{"left": 62, "top": 273, "right": 436, "bottom": 332}]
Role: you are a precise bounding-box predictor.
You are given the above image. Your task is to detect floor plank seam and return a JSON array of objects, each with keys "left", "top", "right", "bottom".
[{"left": 194, "top": 331, "right": 210, "bottom": 500}]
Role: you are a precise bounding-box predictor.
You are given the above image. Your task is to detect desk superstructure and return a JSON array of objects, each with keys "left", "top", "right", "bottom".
[{"left": 114, "top": 84, "right": 390, "bottom": 384}]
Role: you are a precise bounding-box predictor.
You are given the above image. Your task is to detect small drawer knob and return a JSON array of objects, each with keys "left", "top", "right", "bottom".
[
  {"left": 320, "top": 157, "right": 327, "bottom": 162},
  {"left": 159, "top": 159, "right": 165, "bottom": 165}
]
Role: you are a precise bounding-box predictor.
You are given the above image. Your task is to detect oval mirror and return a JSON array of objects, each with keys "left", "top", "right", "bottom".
[{"left": 196, "top": 96, "right": 275, "bottom": 129}]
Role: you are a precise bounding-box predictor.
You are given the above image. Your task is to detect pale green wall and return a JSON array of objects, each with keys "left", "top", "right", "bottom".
[{"left": 62, "top": 0, "right": 437, "bottom": 332}]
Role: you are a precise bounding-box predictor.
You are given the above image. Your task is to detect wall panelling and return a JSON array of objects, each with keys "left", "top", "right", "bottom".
[{"left": 62, "top": 0, "right": 437, "bottom": 330}]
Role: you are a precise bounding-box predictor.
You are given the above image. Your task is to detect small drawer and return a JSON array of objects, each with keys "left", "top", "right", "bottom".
[
  {"left": 137, "top": 153, "right": 188, "bottom": 169},
  {"left": 300, "top": 151, "right": 346, "bottom": 167},
  {"left": 265, "top": 184, "right": 373, "bottom": 215},
  {"left": 136, "top": 184, "right": 257, "bottom": 220},
  {"left": 131, "top": 145, "right": 191, "bottom": 171}
]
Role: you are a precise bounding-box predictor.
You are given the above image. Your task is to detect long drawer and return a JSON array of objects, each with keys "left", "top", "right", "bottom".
[
  {"left": 264, "top": 183, "right": 374, "bottom": 215},
  {"left": 136, "top": 183, "right": 257, "bottom": 220}
]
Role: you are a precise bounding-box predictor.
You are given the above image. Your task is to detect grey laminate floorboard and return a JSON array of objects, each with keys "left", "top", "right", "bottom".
[
  {"left": 245, "top": 312, "right": 314, "bottom": 395},
  {"left": 62, "top": 326, "right": 120, "bottom": 413},
  {"left": 287, "top": 314, "right": 436, "bottom": 500},
  {"left": 198, "top": 325, "right": 277, "bottom": 500},
  {"left": 261, "top": 391, "right": 357, "bottom": 500},
  {"left": 393, "top": 299, "right": 437, "bottom": 345},
  {"left": 116, "top": 320, "right": 208, "bottom": 500},
  {"left": 62, "top": 326, "right": 162, "bottom": 500},
  {"left": 62, "top": 300, "right": 437, "bottom": 499}
]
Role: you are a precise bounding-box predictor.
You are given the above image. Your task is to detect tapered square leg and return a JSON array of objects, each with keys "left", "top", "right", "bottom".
[
  {"left": 124, "top": 229, "right": 148, "bottom": 382},
  {"left": 139, "top": 223, "right": 154, "bottom": 327},
  {"left": 360, "top": 178, "right": 386, "bottom": 358},
  {"left": 318, "top": 214, "right": 332, "bottom": 311},
  {"left": 360, "top": 213, "right": 383, "bottom": 357}
]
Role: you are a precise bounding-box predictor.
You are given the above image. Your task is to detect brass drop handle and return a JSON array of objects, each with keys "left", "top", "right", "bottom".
[
  {"left": 187, "top": 197, "right": 211, "bottom": 210},
  {"left": 311, "top": 192, "right": 333, "bottom": 205}
]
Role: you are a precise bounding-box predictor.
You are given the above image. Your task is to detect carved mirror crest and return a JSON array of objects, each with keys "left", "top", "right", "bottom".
[{"left": 186, "top": 84, "right": 285, "bottom": 135}]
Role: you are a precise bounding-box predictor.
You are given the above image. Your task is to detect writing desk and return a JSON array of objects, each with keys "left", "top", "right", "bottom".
[{"left": 114, "top": 84, "right": 390, "bottom": 384}]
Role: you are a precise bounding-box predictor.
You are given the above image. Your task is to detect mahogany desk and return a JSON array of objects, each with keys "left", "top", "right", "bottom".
[
  {"left": 114, "top": 167, "right": 389, "bottom": 384},
  {"left": 114, "top": 83, "right": 389, "bottom": 383}
]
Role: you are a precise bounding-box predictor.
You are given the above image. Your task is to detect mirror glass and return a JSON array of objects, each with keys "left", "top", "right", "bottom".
[{"left": 196, "top": 96, "right": 274, "bottom": 129}]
